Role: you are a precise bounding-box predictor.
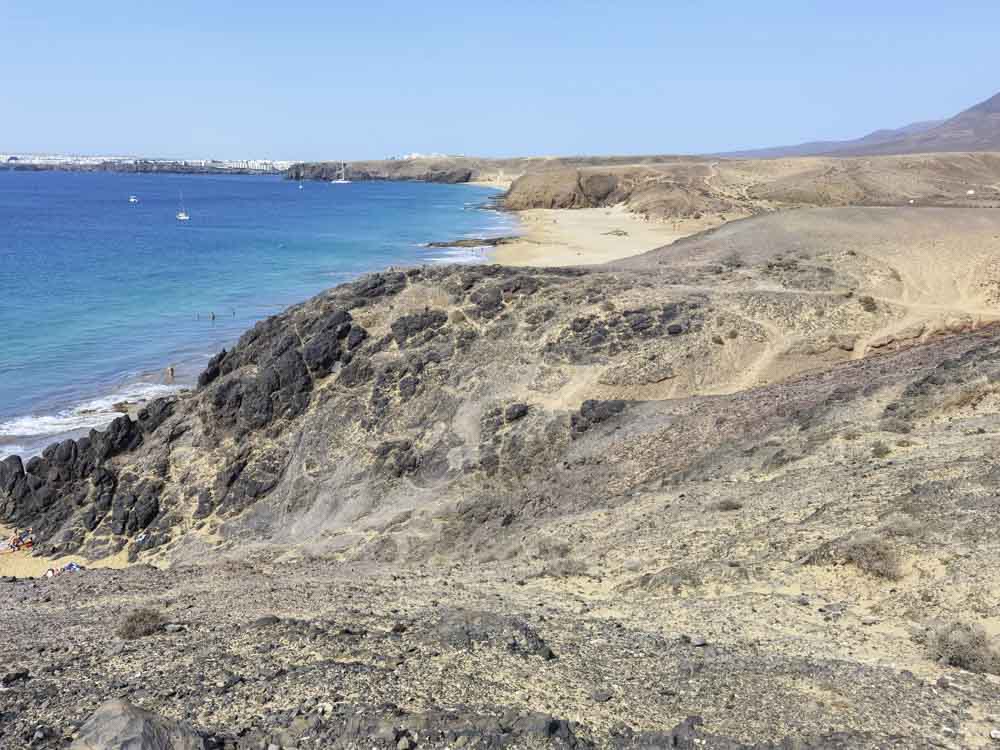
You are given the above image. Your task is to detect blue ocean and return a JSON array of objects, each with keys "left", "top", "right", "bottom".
[{"left": 0, "top": 171, "right": 516, "bottom": 459}]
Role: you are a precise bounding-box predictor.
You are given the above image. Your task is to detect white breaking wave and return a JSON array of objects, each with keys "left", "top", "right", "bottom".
[
  {"left": 425, "top": 248, "right": 488, "bottom": 265},
  {"left": 0, "top": 382, "right": 181, "bottom": 439},
  {"left": 0, "top": 444, "right": 27, "bottom": 461}
]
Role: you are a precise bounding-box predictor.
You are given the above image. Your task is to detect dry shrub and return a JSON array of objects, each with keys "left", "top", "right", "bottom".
[
  {"left": 622, "top": 557, "right": 643, "bottom": 572},
  {"left": 881, "top": 512, "right": 924, "bottom": 538},
  {"left": 542, "top": 558, "right": 588, "bottom": 578},
  {"left": 871, "top": 440, "right": 891, "bottom": 459},
  {"left": 118, "top": 608, "right": 165, "bottom": 640},
  {"left": 880, "top": 417, "right": 912, "bottom": 434},
  {"left": 928, "top": 621, "right": 1000, "bottom": 674},
  {"left": 714, "top": 499, "right": 743, "bottom": 512},
  {"left": 858, "top": 295, "right": 878, "bottom": 313},
  {"left": 501, "top": 544, "right": 521, "bottom": 560},
  {"left": 528, "top": 558, "right": 588, "bottom": 579},
  {"left": 534, "top": 538, "right": 571, "bottom": 559},
  {"left": 842, "top": 533, "right": 903, "bottom": 580},
  {"left": 941, "top": 382, "right": 998, "bottom": 412}
]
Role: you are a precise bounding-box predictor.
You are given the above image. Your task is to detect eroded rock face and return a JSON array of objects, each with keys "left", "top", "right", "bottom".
[{"left": 0, "top": 266, "right": 591, "bottom": 559}]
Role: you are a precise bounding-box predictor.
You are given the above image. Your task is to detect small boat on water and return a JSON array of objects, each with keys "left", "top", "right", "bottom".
[
  {"left": 298, "top": 183, "right": 304, "bottom": 190},
  {"left": 330, "top": 162, "right": 351, "bottom": 184},
  {"left": 128, "top": 195, "right": 139, "bottom": 204},
  {"left": 176, "top": 191, "right": 190, "bottom": 222}
]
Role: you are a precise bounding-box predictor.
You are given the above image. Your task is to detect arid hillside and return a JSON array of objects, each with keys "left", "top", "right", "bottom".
[
  {"left": 5, "top": 207, "right": 1000, "bottom": 747},
  {"left": 289, "top": 150, "right": 1000, "bottom": 224},
  {"left": 723, "top": 89, "right": 1000, "bottom": 158},
  {"left": 503, "top": 152, "right": 1000, "bottom": 220}
]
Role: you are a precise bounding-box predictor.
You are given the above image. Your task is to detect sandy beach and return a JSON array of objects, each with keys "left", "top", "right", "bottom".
[
  {"left": 0, "top": 523, "right": 130, "bottom": 578},
  {"left": 491, "top": 204, "right": 735, "bottom": 266},
  {"left": 467, "top": 176, "right": 515, "bottom": 191}
]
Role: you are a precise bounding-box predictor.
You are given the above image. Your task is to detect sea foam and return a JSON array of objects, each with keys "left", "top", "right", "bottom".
[{"left": 0, "top": 382, "right": 181, "bottom": 439}]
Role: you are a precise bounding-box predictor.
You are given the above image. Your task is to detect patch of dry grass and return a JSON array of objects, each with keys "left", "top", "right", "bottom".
[
  {"left": 118, "top": 608, "right": 165, "bottom": 640},
  {"left": 713, "top": 499, "right": 743, "bottom": 512},
  {"left": 940, "top": 381, "right": 999, "bottom": 412},
  {"left": 926, "top": 621, "right": 1000, "bottom": 675},
  {"left": 842, "top": 533, "right": 903, "bottom": 580}
]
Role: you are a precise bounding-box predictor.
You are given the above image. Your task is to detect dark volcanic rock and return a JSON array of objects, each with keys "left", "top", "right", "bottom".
[
  {"left": 71, "top": 699, "right": 209, "bottom": 749},
  {"left": 571, "top": 399, "right": 627, "bottom": 435},
  {"left": 435, "top": 609, "right": 555, "bottom": 659},
  {"left": 391, "top": 310, "right": 448, "bottom": 346}
]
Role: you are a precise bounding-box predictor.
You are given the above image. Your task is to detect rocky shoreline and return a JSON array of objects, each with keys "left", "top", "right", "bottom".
[
  {"left": 425, "top": 236, "right": 517, "bottom": 249},
  {"left": 6, "top": 161, "right": 284, "bottom": 175},
  {"left": 287, "top": 152, "right": 1000, "bottom": 220}
]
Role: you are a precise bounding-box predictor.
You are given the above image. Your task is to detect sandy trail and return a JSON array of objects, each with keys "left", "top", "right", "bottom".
[
  {"left": 496, "top": 205, "right": 1000, "bottom": 400},
  {"left": 492, "top": 206, "right": 728, "bottom": 266}
]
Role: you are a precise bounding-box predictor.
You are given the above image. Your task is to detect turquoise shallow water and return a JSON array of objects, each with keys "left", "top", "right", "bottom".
[{"left": 0, "top": 170, "right": 515, "bottom": 458}]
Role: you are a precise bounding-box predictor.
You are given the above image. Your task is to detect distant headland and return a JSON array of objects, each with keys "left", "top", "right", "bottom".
[{"left": 1, "top": 153, "right": 294, "bottom": 175}]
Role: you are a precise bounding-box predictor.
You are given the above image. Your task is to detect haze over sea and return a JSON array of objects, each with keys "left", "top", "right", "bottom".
[{"left": 0, "top": 171, "right": 515, "bottom": 459}]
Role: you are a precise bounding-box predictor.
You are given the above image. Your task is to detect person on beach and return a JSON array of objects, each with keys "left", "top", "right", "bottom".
[{"left": 166, "top": 366, "right": 175, "bottom": 382}]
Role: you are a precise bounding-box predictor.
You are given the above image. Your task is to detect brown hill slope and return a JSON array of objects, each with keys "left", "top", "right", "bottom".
[
  {"left": 502, "top": 152, "right": 1000, "bottom": 220},
  {"left": 6, "top": 208, "right": 1000, "bottom": 746},
  {"left": 725, "top": 90, "right": 1000, "bottom": 158},
  {"left": 844, "top": 91, "right": 1000, "bottom": 156}
]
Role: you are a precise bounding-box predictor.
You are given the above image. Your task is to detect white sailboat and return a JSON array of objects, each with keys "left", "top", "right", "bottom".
[
  {"left": 330, "top": 162, "right": 351, "bottom": 184},
  {"left": 128, "top": 195, "right": 139, "bottom": 204},
  {"left": 176, "top": 191, "right": 190, "bottom": 221}
]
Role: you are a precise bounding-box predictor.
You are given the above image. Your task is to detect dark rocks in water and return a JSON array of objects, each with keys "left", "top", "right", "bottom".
[
  {"left": 426, "top": 236, "right": 516, "bottom": 249},
  {"left": 70, "top": 699, "right": 210, "bottom": 750}
]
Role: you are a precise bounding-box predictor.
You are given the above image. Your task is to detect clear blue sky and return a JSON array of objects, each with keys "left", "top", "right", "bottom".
[{"left": 3, "top": 1, "right": 998, "bottom": 161}]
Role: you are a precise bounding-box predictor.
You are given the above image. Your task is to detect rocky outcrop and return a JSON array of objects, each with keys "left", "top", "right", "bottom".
[
  {"left": 502, "top": 169, "right": 627, "bottom": 210},
  {"left": 71, "top": 700, "right": 208, "bottom": 750},
  {"left": 8, "top": 208, "right": 1000, "bottom": 568},
  {"left": 286, "top": 161, "right": 474, "bottom": 184}
]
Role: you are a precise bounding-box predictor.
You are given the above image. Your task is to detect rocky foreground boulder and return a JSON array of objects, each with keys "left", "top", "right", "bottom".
[{"left": 70, "top": 700, "right": 207, "bottom": 750}]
